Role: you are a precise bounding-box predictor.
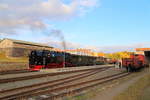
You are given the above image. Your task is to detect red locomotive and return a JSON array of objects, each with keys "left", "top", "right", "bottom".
[{"left": 122, "top": 54, "right": 146, "bottom": 72}]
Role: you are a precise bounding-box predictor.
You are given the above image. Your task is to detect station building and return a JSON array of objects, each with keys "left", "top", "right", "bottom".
[
  {"left": 0, "top": 38, "right": 53, "bottom": 57},
  {"left": 0, "top": 38, "right": 105, "bottom": 58},
  {"left": 136, "top": 48, "right": 150, "bottom": 65}
]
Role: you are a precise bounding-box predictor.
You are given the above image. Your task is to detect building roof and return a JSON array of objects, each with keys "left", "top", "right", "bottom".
[
  {"left": 2, "top": 38, "right": 53, "bottom": 48},
  {"left": 136, "top": 48, "right": 150, "bottom": 51}
]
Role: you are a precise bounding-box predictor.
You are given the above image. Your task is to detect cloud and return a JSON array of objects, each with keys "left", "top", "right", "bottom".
[
  {"left": 79, "top": 0, "right": 98, "bottom": 7},
  {"left": 39, "top": 34, "right": 82, "bottom": 50},
  {"left": 76, "top": 42, "right": 150, "bottom": 53},
  {"left": 29, "top": 34, "right": 150, "bottom": 53},
  {"left": 0, "top": 4, "right": 8, "bottom": 10},
  {"left": 46, "top": 41, "right": 82, "bottom": 50},
  {"left": 0, "top": 0, "right": 98, "bottom": 35},
  {"left": 38, "top": 34, "right": 150, "bottom": 53}
]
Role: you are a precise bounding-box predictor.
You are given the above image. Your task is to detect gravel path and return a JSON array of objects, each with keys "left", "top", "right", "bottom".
[
  {"left": 91, "top": 68, "right": 150, "bottom": 100},
  {"left": 0, "top": 65, "right": 112, "bottom": 79},
  {"left": 0, "top": 70, "right": 91, "bottom": 91}
]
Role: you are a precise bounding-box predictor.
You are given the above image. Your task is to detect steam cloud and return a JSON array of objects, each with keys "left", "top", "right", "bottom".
[
  {"left": 50, "top": 29, "right": 66, "bottom": 50},
  {"left": 0, "top": 0, "right": 98, "bottom": 35}
]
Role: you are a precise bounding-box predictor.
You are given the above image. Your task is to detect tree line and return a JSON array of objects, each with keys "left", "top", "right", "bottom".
[{"left": 105, "top": 51, "right": 134, "bottom": 60}]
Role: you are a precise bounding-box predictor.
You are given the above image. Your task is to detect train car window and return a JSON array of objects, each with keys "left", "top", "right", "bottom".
[
  {"left": 53, "top": 52, "right": 56, "bottom": 56},
  {"left": 47, "top": 53, "right": 51, "bottom": 57},
  {"left": 43, "top": 51, "right": 49, "bottom": 56},
  {"left": 36, "top": 51, "right": 43, "bottom": 56},
  {"left": 56, "top": 52, "right": 60, "bottom": 56},
  {"left": 51, "top": 53, "right": 55, "bottom": 57},
  {"left": 31, "top": 51, "right": 36, "bottom": 56}
]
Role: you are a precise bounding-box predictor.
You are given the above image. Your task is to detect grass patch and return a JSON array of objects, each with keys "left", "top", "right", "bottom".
[
  {"left": 0, "top": 51, "right": 28, "bottom": 62},
  {"left": 65, "top": 89, "right": 98, "bottom": 100},
  {"left": 142, "top": 86, "right": 150, "bottom": 100},
  {"left": 114, "top": 73, "right": 150, "bottom": 100},
  {"left": 64, "top": 69, "right": 149, "bottom": 100},
  {"left": 65, "top": 73, "right": 134, "bottom": 100}
]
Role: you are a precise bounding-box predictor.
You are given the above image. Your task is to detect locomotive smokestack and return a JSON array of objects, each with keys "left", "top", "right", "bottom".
[
  {"left": 43, "top": 28, "right": 67, "bottom": 67},
  {"left": 50, "top": 29, "right": 66, "bottom": 68},
  {"left": 50, "top": 29, "right": 66, "bottom": 50}
]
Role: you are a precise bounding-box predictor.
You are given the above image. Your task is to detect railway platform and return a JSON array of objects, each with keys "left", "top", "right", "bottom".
[{"left": 40, "top": 64, "right": 114, "bottom": 73}]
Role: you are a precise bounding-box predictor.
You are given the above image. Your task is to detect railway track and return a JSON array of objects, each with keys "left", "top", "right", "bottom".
[
  {"left": 3, "top": 72, "right": 129, "bottom": 100},
  {"left": 44, "top": 72, "right": 130, "bottom": 100},
  {"left": 0, "top": 67, "right": 110, "bottom": 84},
  {"left": 0, "top": 67, "right": 110, "bottom": 100},
  {"left": 0, "top": 69, "right": 36, "bottom": 75}
]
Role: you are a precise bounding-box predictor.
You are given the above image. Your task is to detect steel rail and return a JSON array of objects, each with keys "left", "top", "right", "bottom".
[
  {"left": 0, "top": 69, "right": 32, "bottom": 75},
  {"left": 44, "top": 73, "right": 130, "bottom": 100},
  {"left": 18, "top": 72, "right": 129, "bottom": 100},
  {"left": 0, "top": 67, "right": 110, "bottom": 100},
  {"left": 0, "top": 67, "right": 108, "bottom": 84}
]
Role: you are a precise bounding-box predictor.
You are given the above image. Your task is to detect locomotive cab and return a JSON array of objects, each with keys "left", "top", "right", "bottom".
[{"left": 29, "top": 50, "right": 45, "bottom": 71}]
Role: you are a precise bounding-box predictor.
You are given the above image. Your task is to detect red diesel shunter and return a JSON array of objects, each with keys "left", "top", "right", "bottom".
[{"left": 122, "top": 54, "right": 146, "bottom": 72}]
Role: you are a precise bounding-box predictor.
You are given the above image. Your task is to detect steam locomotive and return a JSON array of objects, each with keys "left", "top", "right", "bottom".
[{"left": 29, "top": 50, "right": 106, "bottom": 70}]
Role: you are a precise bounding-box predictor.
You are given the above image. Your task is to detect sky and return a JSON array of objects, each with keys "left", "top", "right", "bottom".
[{"left": 0, "top": 0, "right": 150, "bottom": 52}]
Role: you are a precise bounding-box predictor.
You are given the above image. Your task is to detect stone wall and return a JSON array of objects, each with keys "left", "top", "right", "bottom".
[
  {"left": 0, "top": 39, "right": 13, "bottom": 48},
  {"left": 0, "top": 62, "right": 28, "bottom": 71},
  {"left": 0, "top": 48, "right": 13, "bottom": 57},
  {"left": 11, "top": 48, "right": 30, "bottom": 57},
  {"left": 1, "top": 47, "right": 34, "bottom": 57},
  {"left": 0, "top": 39, "right": 53, "bottom": 57}
]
